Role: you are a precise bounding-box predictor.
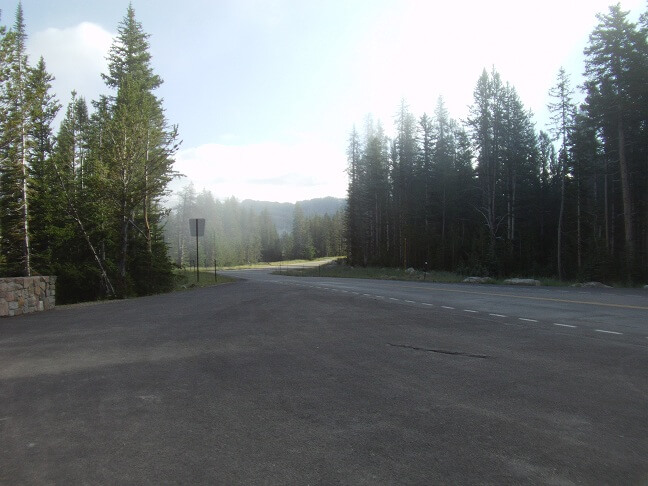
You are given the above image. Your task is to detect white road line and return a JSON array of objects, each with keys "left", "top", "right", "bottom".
[
  {"left": 489, "top": 313, "right": 507, "bottom": 318},
  {"left": 441, "top": 306, "right": 454, "bottom": 310},
  {"left": 351, "top": 292, "right": 360, "bottom": 295},
  {"left": 389, "top": 297, "right": 400, "bottom": 301},
  {"left": 362, "top": 293, "right": 372, "bottom": 297},
  {"left": 463, "top": 309, "right": 478, "bottom": 313},
  {"left": 421, "top": 303, "right": 434, "bottom": 307},
  {"left": 404, "top": 300, "right": 415, "bottom": 303},
  {"left": 519, "top": 318, "right": 538, "bottom": 322},
  {"left": 595, "top": 329, "right": 622, "bottom": 335},
  {"left": 553, "top": 323, "right": 577, "bottom": 328},
  {"left": 375, "top": 295, "right": 385, "bottom": 299}
]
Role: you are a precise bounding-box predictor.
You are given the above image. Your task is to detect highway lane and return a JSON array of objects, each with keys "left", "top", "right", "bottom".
[
  {"left": 1, "top": 274, "right": 647, "bottom": 484},
  {"left": 223, "top": 268, "right": 648, "bottom": 341}
]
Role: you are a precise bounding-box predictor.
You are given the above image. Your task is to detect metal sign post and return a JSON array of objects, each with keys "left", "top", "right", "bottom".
[{"left": 189, "top": 218, "right": 205, "bottom": 282}]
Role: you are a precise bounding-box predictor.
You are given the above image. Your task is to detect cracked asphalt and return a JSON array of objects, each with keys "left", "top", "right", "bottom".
[{"left": 1, "top": 275, "right": 647, "bottom": 484}]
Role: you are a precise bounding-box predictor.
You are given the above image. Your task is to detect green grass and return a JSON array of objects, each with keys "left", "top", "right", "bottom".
[
  {"left": 273, "top": 262, "right": 466, "bottom": 283},
  {"left": 272, "top": 262, "right": 619, "bottom": 288},
  {"left": 219, "top": 257, "right": 339, "bottom": 270},
  {"left": 173, "top": 269, "right": 235, "bottom": 290}
]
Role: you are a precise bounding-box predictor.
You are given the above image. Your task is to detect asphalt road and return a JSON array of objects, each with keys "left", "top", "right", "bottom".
[{"left": 1, "top": 271, "right": 647, "bottom": 484}]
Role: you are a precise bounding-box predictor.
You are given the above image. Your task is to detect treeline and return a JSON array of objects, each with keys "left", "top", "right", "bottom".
[
  {"left": 0, "top": 4, "right": 178, "bottom": 302},
  {"left": 164, "top": 184, "right": 344, "bottom": 268},
  {"left": 347, "top": 4, "right": 648, "bottom": 283}
]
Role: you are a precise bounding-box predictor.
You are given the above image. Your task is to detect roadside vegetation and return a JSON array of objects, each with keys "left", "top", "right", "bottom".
[
  {"left": 219, "top": 257, "right": 337, "bottom": 270},
  {"left": 272, "top": 259, "right": 606, "bottom": 287},
  {"left": 173, "top": 268, "right": 235, "bottom": 290}
]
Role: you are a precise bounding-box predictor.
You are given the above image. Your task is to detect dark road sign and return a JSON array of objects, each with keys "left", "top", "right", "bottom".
[{"left": 189, "top": 218, "right": 205, "bottom": 237}]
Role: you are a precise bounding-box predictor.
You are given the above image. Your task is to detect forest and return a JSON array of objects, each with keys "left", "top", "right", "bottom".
[
  {"left": 163, "top": 185, "right": 344, "bottom": 268},
  {"left": 346, "top": 4, "right": 648, "bottom": 284},
  {"left": 0, "top": 3, "right": 343, "bottom": 303},
  {"left": 0, "top": 4, "right": 179, "bottom": 302},
  {"left": 1, "top": 3, "right": 646, "bottom": 307}
]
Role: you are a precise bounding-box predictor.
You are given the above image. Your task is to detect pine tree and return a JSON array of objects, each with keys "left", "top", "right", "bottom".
[
  {"left": 467, "top": 68, "right": 504, "bottom": 272},
  {"left": 27, "top": 56, "right": 60, "bottom": 273},
  {"left": 583, "top": 3, "right": 647, "bottom": 280},
  {"left": 258, "top": 208, "right": 281, "bottom": 261},
  {"left": 345, "top": 126, "right": 362, "bottom": 265},
  {"left": 548, "top": 67, "right": 576, "bottom": 280},
  {"left": 98, "top": 4, "right": 179, "bottom": 295},
  {"left": 391, "top": 99, "right": 418, "bottom": 267},
  {"left": 0, "top": 4, "right": 33, "bottom": 276},
  {"left": 292, "top": 203, "right": 313, "bottom": 260}
]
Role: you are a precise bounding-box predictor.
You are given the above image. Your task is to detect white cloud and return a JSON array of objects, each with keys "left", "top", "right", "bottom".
[
  {"left": 27, "top": 22, "right": 113, "bottom": 109},
  {"left": 171, "top": 137, "right": 348, "bottom": 203},
  {"left": 349, "top": 0, "right": 644, "bottom": 126}
]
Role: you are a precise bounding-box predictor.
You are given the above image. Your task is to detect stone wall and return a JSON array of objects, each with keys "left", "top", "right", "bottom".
[{"left": 0, "top": 276, "right": 56, "bottom": 317}]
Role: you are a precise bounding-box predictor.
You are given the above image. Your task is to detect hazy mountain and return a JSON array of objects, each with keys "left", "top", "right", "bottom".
[{"left": 241, "top": 197, "right": 346, "bottom": 234}]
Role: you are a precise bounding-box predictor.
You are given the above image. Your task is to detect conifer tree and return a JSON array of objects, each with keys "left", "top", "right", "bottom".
[
  {"left": 0, "top": 4, "right": 33, "bottom": 276},
  {"left": 583, "top": 4, "right": 647, "bottom": 280},
  {"left": 98, "top": 4, "right": 179, "bottom": 295},
  {"left": 27, "top": 56, "right": 59, "bottom": 273}
]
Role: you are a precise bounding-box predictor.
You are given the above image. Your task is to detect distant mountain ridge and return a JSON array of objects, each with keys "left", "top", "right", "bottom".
[{"left": 241, "top": 197, "right": 346, "bottom": 234}]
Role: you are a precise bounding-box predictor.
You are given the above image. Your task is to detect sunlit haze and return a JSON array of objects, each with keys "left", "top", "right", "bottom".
[{"left": 19, "top": 0, "right": 644, "bottom": 203}]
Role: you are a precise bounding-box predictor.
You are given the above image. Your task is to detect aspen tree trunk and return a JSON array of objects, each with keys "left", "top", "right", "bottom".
[
  {"left": 21, "top": 127, "right": 31, "bottom": 276},
  {"left": 143, "top": 128, "right": 152, "bottom": 254}
]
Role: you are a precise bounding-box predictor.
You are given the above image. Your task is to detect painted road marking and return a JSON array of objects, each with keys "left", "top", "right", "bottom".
[
  {"left": 297, "top": 282, "right": 632, "bottom": 341},
  {"left": 407, "top": 285, "right": 648, "bottom": 311}
]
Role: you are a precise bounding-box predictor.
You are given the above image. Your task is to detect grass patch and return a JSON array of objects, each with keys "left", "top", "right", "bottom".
[
  {"left": 219, "top": 257, "right": 338, "bottom": 271},
  {"left": 174, "top": 269, "right": 235, "bottom": 290},
  {"left": 273, "top": 262, "right": 466, "bottom": 283},
  {"left": 272, "top": 262, "right": 602, "bottom": 288}
]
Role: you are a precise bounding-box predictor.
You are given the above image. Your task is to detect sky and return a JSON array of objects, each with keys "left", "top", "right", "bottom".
[{"left": 9, "top": 0, "right": 646, "bottom": 203}]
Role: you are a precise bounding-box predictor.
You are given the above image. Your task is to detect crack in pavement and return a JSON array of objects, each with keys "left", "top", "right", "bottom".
[{"left": 387, "top": 343, "right": 491, "bottom": 359}]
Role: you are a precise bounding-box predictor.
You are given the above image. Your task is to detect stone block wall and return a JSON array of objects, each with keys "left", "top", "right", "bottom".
[{"left": 0, "top": 276, "right": 56, "bottom": 317}]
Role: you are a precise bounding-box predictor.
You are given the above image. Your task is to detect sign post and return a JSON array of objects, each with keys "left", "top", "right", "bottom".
[{"left": 189, "top": 218, "right": 205, "bottom": 282}]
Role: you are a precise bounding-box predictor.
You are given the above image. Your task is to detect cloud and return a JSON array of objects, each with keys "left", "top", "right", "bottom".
[
  {"left": 27, "top": 22, "right": 113, "bottom": 109},
  {"left": 171, "top": 137, "right": 348, "bottom": 203}
]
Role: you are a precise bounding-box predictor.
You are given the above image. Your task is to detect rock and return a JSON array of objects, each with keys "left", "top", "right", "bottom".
[
  {"left": 572, "top": 281, "right": 611, "bottom": 288},
  {"left": 503, "top": 278, "right": 541, "bottom": 286},
  {"left": 406, "top": 267, "right": 417, "bottom": 275},
  {"left": 581, "top": 281, "right": 611, "bottom": 288},
  {"left": 463, "top": 276, "right": 494, "bottom": 284}
]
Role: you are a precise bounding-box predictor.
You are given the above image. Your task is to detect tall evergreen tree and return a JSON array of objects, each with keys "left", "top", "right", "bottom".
[
  {"left": 467, "top": 68, "right": 504, "bottom": 272},
  {"left": 98, "top": 4, "right": 179, "bottom": 295},
  {"left": 583, "top": 3, "right": 647, "bottom": 280},
  {"left": 0, "top": 4, "right": 33, "bottom": 276},
  {"left": 391, "top": 99, "right": 418, "bottom": 267},
  {"left": 548, "top": 67, "right": 576, "bottom": 279},
  {"left": 26, "top": 56, "right": 59, "bottom": 273}
]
